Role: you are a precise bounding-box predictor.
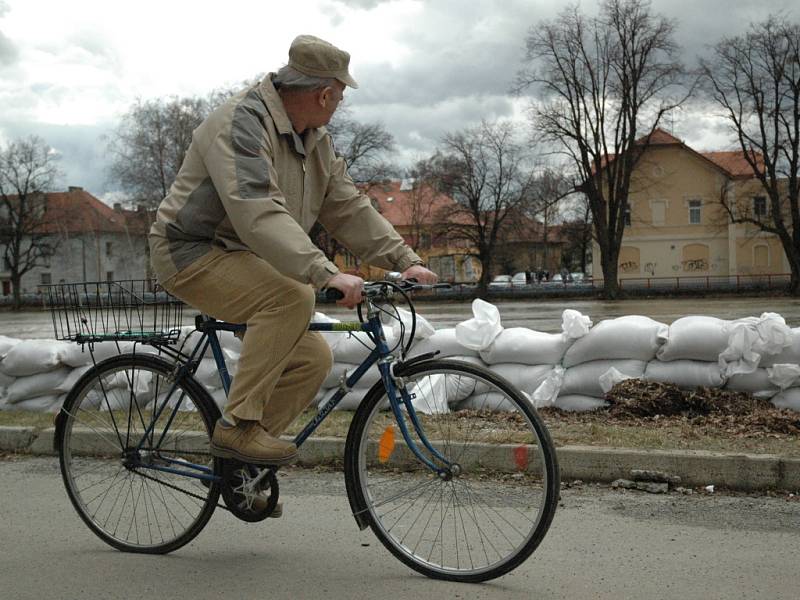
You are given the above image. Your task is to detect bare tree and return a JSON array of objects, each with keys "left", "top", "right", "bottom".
[
  {"left": 426, "top": 120, "right": 536, "bottom": 296},
  {"left": 560, "top": 194, "right": 593, "bottom": 274},
  {"left": 517, "top": 0, "right": 687, "bottom": 298},
  {"left": 525, "top": 167, "right": 575, "bottom": 271},
  {"left": 327, "top": 107, "right": 398, "bottom": 185},
  {"left": 0, "top": 136, "right": 61, "bottom": 309},
  {"left": 106, "top": 96, "right": 209, "bottom": 208},
  {"left": 700, "top": 17, "right": 800, "bottom": 293}
]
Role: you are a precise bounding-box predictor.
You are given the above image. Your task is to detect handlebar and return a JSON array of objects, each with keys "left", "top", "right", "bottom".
[{"left": 323, "top": 278, "right": 450, "bottom": 304}]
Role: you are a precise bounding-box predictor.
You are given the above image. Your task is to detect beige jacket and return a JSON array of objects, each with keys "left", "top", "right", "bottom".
[{"left": 149, "top": 75, "right": 421, "bottom": 288}]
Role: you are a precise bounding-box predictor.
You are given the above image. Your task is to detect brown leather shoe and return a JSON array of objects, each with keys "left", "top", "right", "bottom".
[{"left": 210, "top": 419, "right": 298, "bottom": 466}]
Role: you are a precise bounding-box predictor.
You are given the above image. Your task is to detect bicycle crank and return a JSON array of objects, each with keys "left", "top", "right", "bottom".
[{"left": 220, "top": 459, "right": 280, "bottom": 523}]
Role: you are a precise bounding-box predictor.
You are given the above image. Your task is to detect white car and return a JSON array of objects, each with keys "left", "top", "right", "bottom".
[
  {"left": 488, "top": 275, "right": 513, "bottom": 289},
  {"left": 512, "top": 272, "right": 529, "bottom": 287}
]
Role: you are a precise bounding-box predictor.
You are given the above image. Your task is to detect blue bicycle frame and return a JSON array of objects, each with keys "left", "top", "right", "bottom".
[{"left": 132, "top": 308, "right": 452, "bottom": 483}]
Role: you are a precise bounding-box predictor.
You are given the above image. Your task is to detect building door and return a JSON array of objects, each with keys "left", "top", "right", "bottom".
[{"left": 2, "top": 280, "right": 9, "bottom": 296}]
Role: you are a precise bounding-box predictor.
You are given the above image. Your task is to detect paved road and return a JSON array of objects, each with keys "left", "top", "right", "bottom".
[{"left": 1, "top": 457, "right": 798, "bottom": 600}]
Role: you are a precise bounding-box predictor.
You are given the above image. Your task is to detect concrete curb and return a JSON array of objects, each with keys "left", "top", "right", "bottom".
[{"left": 3, "top": 427, "right": 798, "bottom": 492}]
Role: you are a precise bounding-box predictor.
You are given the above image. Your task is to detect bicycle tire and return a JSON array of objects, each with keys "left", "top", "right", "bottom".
[
  {"left": 56, "top": 353, "right": 221, "bottom": 554},
  {"left": 345, "top": 359, "right": 559, "bottom": 582}
]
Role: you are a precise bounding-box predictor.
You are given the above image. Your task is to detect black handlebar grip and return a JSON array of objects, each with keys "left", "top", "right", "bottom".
[{"left": 325, "top": 287, "right": 345, "bottom": 301}]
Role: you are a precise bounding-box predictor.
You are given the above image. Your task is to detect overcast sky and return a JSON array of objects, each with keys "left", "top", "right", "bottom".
[{"left": 1, "top": 0, "right": 798, "bottom": 201}]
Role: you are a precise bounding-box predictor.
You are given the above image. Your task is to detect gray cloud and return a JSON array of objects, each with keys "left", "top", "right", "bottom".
[
  {"left": 331, "top": 0, "right": 393, "bottom": 9},
  {"left": 0, "top": 1, "right": 9, "bottom": 17},
  {"left": 0, "top": 120, "right": 116, "bottom": 195},
  {"left": 0, "top": 30, "right": 16, "bottom": 66}
]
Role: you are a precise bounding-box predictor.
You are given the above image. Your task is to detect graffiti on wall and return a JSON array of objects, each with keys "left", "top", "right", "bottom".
[
  {"left": 644, "top": 262, "right": 656, "bottom": 276},
  {"left": 620, "top": 261, "right": 639, "bottom": 273},
  {"left": 681, "top": 258, "right": 708, "bottom": 272}
]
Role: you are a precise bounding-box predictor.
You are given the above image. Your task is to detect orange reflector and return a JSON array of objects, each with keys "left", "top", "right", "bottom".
[
  {"left": 513, "top": 445, "right": 529, "bottom": 471},
  {"left": 378, "top": 425, "right": 396, "bottom": 463}
]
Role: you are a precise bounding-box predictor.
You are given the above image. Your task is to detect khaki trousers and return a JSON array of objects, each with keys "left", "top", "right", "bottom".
[{"left": 160, "top": 247, "right": 332, "bottom": 435}]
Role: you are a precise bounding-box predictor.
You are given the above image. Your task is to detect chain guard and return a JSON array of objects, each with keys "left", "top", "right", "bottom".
[{"left": 220, "top": 459, "right": 280, "bottom": 522}]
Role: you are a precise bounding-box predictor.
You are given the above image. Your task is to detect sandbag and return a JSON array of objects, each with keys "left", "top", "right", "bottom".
[
  {"left": 0, "top": 335, "right": 21, "bottom": 358},
  {"left": 760, "top": 327, "right": 800, "bottom": 367},
  {"left": 656, "top": 316, "right": 729, "bottom": 362},
  {"left": 333, "top": 331, "right": 397, "bottom": 364},
  {"left": 3, "top": 393, "right": 62, "bottom": 413},
  {"left": 55, "top": 365, "right": 92, "bottom": 394},
  {"left": 0, "top": 339, "right": 71, "bottom": 377},
  {"left": 718, "top": 314, "right": 792, "bottom": 377},
  {"left": 455, "top": 299, "right": 503, "bottom": 351},
  {"left": 410, "top": 328, "right": 480, "bottom": 358},
  {"left": 383, "top": 307, "right": 435, "bottom": 341},
  {"left": 771, "top": 388, "right": 800, "bottom": 412},
  {"left": 766, "top": 364, "right": 800, "bottom": 389},
  {"left": 457, "top": 391, "right": 516, "bottom": 412},
  {"left": 0, "top": 370, "right": 15, "bottom": 390},
  {"left": 645, "top": 360, "right": 726, "bottom": 390},
  {"left": 312, "top": 312, "right": 345, "bottom": 352},
  {"left": 725, "top": 368, "right": 779, "bottom": 396},
  {"left": 486, "top": 363, "right": 554, "bottom": 396},
  {"left": 563, "top": 316, "right": 667, "bottom": 367},
  {"left": 194, "top": 358, "right": 224, "bottom": 389},
  {"left": 61, "top": 341, "right": 134, "bottom": 368},
  {"left": 554, "top": 394, "right": 608, "bottom": 412},
  {"left": 561, "top": 360, "right": 646, "bottom": 398},
  {"left": 5, "top": 367, "right": 71, "bottom": 403},
  {"left": 480, "top": 329, "right": 572, "bottom": 366},
  {"left": 532, "top": 365, "right": 565, "bottom": 408}
]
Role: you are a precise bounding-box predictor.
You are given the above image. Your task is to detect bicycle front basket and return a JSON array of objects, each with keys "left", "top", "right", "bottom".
[{"left": 42, "top": 279, "right": 184, "bottom": 344}]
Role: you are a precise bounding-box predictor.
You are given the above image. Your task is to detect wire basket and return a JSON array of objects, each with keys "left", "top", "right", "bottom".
[{"left": 43, "top": 280, "right": 184, "bottom": 345}]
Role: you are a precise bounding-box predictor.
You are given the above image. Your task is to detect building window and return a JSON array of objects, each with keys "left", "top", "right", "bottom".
[
  {"left": 106, "top": 271, "right": 114, "bottom": 282},
  {"left": 688, "top": 199, "right": 702, "bottom": 224},
  {"left": 651, "top": 200, "right": 666, "bottom": 226},
  {"left": 40, "top": 273, "right": 52, "bottom": 285},
  {"left": 753, "top": 196, "right": 767, "bottom": 218},
  {"left": 106, "top": 241, "right": 113, "bottom": 256},
  {"left": 754, "top": 244, "right": 769, "bottom": 268},
  {"left": 623, "top": 203, "right": 631, "bottom": 227}
]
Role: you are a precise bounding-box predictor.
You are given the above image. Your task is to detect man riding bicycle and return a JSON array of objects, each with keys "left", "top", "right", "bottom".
[{"left": 149, "top": 34, "right": 437, "bottom": 470}]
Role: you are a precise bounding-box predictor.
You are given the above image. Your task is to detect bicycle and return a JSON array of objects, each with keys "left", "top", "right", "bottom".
[{"left": 44, "top": 276, "right": 559, "bottom": 583}]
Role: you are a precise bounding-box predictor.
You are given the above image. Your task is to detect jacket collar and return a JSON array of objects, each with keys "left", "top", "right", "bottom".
[{"left": 258, "top": 74, "right": 328, "bottom": 157}]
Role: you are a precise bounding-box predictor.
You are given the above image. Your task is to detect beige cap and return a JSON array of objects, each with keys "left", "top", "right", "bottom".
[{"left": 288, "top": 34, "right": 359, "bottom": 89}]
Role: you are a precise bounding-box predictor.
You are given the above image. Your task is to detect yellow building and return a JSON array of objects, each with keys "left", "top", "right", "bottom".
[{"left": 595, "top": 129, "right": 788, "bottom": 281}]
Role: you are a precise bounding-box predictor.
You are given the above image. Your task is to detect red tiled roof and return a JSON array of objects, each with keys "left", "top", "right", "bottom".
[
  {"left": 364, "top": 180, "right": 463, "bottom": 227},
  {"left": 635, "top": 128, "right": 683, "bottom": 146},
  {"left": 17, "top": 189, "right": 151, "bottom": 235},
  {"left": 701, "top": 151, "right": 762, "bottom": 178},
  {"left": 590, "top": 128, "right": 762, "bottom": 179}
]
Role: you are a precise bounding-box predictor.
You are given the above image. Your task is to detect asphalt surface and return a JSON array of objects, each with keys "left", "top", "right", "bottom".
[{"left": 1, "top": 456, "right": 799, "bottom": 600}]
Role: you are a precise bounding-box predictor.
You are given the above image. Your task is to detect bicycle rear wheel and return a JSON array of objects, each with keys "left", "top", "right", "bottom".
[
  {"left": 345, "top": 359, "right": 559, "bottom": 582},
  {"left": 56, "top": 354, "right": 221, "bottom": 554}
]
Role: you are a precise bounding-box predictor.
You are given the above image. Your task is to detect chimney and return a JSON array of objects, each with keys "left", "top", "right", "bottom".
[
  {"left": 137, "top": 205, "right": 146, "bottom": 213},
  {"left": 113, "top": 202, "right": 123, "bottom": 212},
  {"left": 68, "top": 186, "right": 83, "bottom": 192}
]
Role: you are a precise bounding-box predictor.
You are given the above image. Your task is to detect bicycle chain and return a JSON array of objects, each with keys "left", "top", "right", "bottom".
[{"left": 131, "top": 466, "right": 230, "bottom": 511}]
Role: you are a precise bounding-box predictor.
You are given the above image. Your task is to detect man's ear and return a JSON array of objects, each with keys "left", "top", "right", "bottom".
[{"left": 318, "top": 86, "right": 333, "bottom": 108}]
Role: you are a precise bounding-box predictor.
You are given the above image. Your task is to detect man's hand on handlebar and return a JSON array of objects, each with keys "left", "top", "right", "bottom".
[
  {"left": 325, "top": 272, "right": 364, "bottom": 308},
  {"left": 402, "top": 264, "right": 438, "bottom": 285}
]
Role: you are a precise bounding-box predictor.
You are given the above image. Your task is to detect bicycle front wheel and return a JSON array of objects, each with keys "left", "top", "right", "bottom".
[
  {"left": 345, "top": 359, "right": 560, "bottom": 582},
  {"left": 56, "top": 354, "right": 221, "bottom": 554}
]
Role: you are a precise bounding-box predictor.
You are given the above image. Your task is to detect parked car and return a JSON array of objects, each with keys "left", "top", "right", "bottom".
[
  {"left": 511, "top": 272, "right": 529, "bottom": 287},
  {"left": 570, "top": 272, "right": 585, "bottom": 283},
  {"left": 488, "top": 274, "right": 513, "bottom": 290}
]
